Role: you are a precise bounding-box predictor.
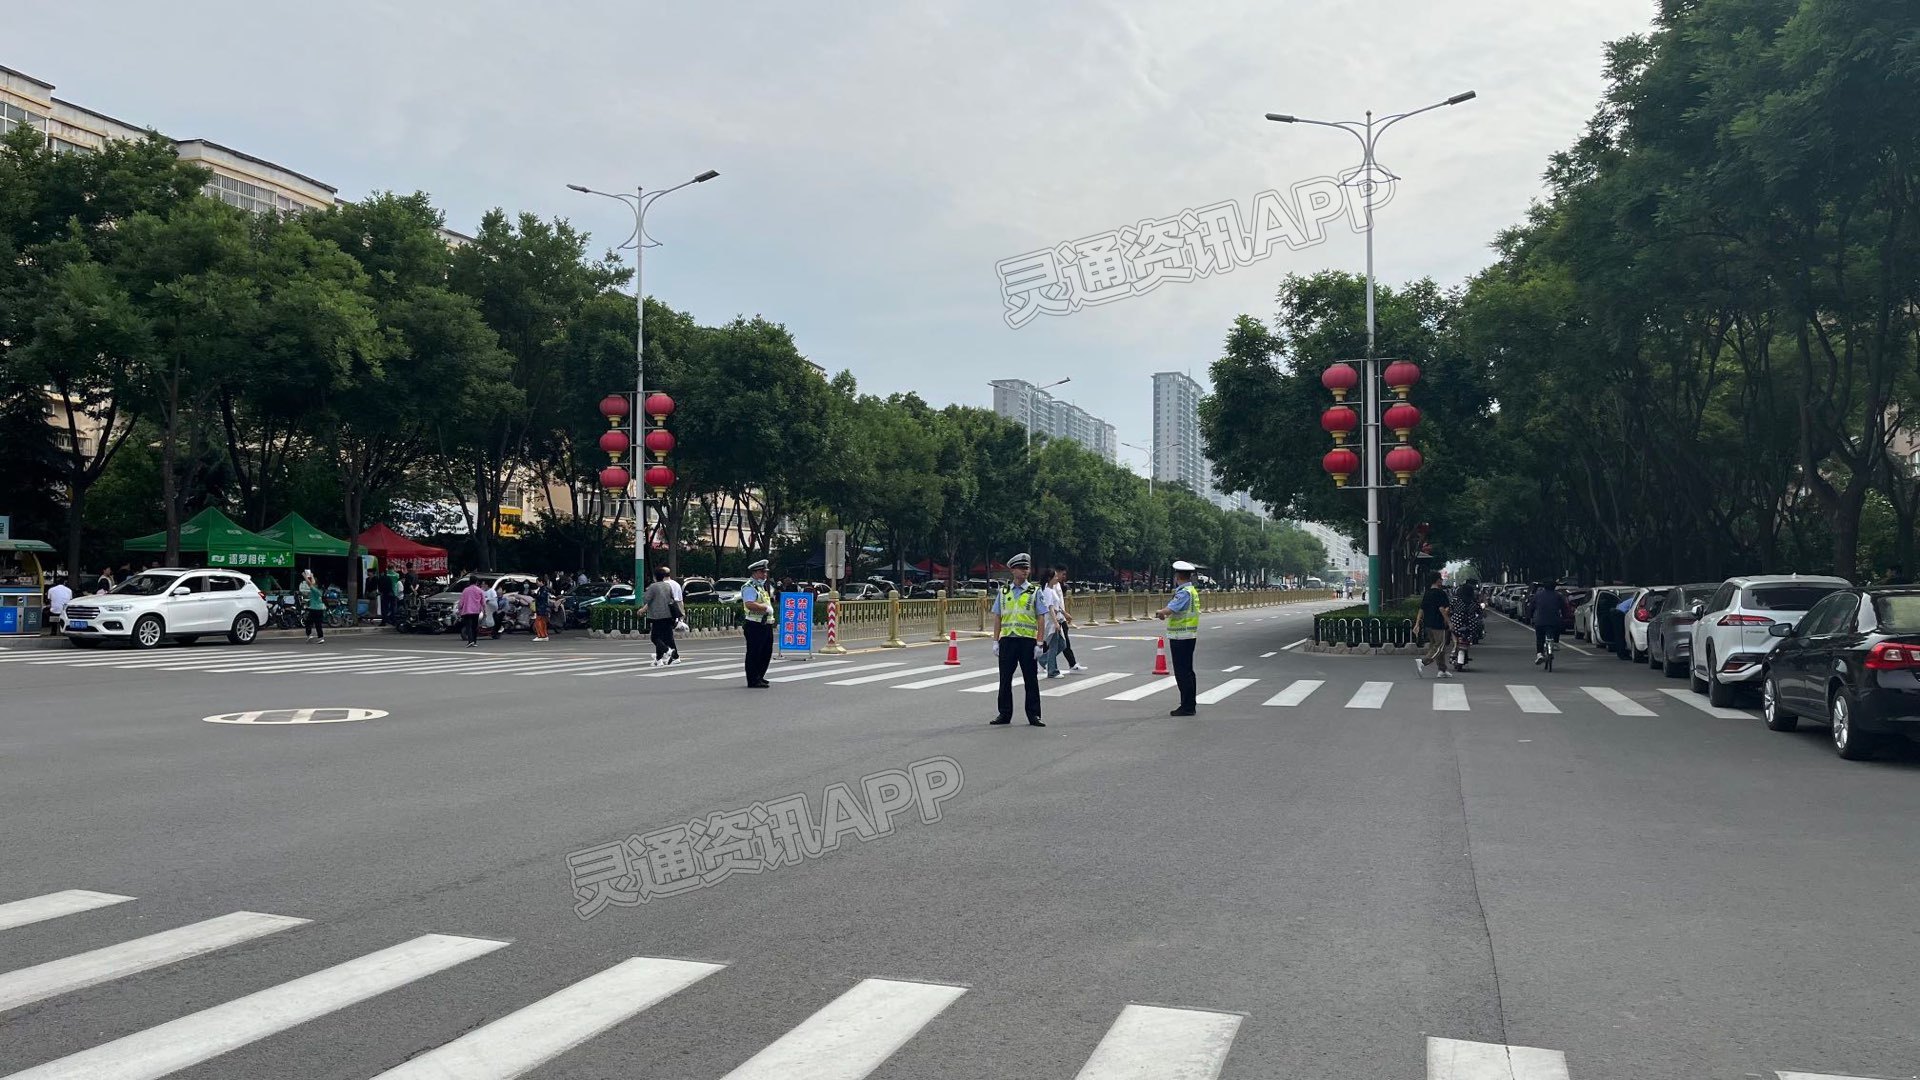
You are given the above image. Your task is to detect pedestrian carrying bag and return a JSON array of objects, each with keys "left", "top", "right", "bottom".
[{"left": 480, "top": 606, "right": 495, "bottom": 629}]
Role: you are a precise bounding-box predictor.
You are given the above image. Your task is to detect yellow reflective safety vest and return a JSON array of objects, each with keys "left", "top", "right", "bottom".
[
  {"left": 1165, "top": 583, "right": 1201, "bottom": 639},
  {"left": 998, "top": 583, "right": 1039, "bottom": 639},
  {"left": 741, "top": 579, "right": 775, "bottom": 623}
]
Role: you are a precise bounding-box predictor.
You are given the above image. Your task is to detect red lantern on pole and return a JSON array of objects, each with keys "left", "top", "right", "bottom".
[
  {"left": 598, "top": 429, "right": 630, "bottom": 463},
  {"left": 599, "top": 393, "right": 630, "bottom": 427},
  {"left": 1322, "top": 448, "right": 1361, "bottom": 487},
  {"left": 1382, "top": 402, "right": 1422, "bottom": 442},
  {"left": 643, "top": 465, "right": 676, "bottom": 495},
  {"left": 1321, "top": 362, "right": 1359, "bottom": 402},
  {"left": 1385, "top": 445, "right": 1424, "bottom": 485},
  {"left": 643, "top": 429, "right": 676, "bottom": 461},
  {"left": 598, "top": 465, "right": 630, "bottom": 492},
  {"left": 1320, "top": 405, "right": 1359, "bottom": 444},
  {"left": 644, "top": 393, "right": 676, "bottom": 423},
  {"left": 1383, "top": 361, "right": 1422, "bottom": 400}
]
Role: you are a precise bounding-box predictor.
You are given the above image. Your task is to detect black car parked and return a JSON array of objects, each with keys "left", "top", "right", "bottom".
[
  {"left": 1762, "top": 587, "right": 1920, "bottom": 760},
  {"left": 1648, "top": 582, "right": 1722, "bottom": 678}
]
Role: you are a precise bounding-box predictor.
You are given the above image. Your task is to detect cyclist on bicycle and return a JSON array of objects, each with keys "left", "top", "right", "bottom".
[{"left": 1528, "top": 580, "right": 1572, "bottom": 664}]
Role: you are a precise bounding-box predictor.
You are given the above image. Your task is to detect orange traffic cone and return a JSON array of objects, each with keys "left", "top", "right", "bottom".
[
  {"left": 944, "top": 629, "right": 961, "bottom": 666},
  {"left": 1152, "top": 637, "right": 1169, "bottom": 675}
]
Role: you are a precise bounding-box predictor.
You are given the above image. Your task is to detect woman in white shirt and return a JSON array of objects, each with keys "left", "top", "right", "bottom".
[{"left": 1038, "top": 569, "right": 1068, "bottom": 677}]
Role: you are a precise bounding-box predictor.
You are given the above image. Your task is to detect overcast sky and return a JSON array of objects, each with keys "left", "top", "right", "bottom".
[{"left": 16, "top": 1, "right": 1655, "bottom": 480}]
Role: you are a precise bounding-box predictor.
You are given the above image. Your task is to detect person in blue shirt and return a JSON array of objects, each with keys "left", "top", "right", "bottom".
[
  {"left": 989, "top": 552, "right": 1049, "bottom": 726},
  {"left": 739, "top": 560, "right": 776, "bottom": 688}
]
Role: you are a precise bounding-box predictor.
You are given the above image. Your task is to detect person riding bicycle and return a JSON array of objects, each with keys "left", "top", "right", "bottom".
[{"left": 1528, "top": 580, "right": 1573, "bottom": 664}]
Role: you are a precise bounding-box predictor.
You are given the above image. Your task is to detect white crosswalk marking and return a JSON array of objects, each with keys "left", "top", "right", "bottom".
[
  {"left": 634, "top": 660, "right": 740, "bottom": 678},
  {"left": 4, "top": 933, "right": 507, "bottom": 1080},
  {"left": 1041, "top": 672, "right": 1129, "bottom": 697},
  {"left": 370, "top": 956, "right": 724, "bottom": 1079},
  {"left": 830, "top": 664, "right": 952, "bottom": 686},
  {"left": 1263, "top": 679, "right": 1323, "bottom": 706},
  {"left": 1221, "top": 665, "right": 1243, "bottom": 672},
  {"left": 1196, "top": 678, "right": 1257, "bottom": 704},
  {"left": 706, "top": 661, "right": 852, "bottom": 681},
  {"left": 1092, "top": 644, "right": 1117, "bottom": 651},
  {"left": 0, "top": 890, "right": 133, "bottom": 932},
  {"left": 1582, "top": 686, "right": 1655, "bottom": 716},
  {"left": 719, "top": 978, "right": 966, "bottom": 1080},
  {"left": 961, "top": 679, "right": 1001, "bottom": 693},
  {"left": 1778, "top": 1073, "right": 1886, "bottom": 1080},
  {"left": 1259, "top": 651, "right": 1277, "bottom": 658},
  {"left": 1073, "top": 1003, "right": 1242, "bottom": 1080},
  {"left": 1427, "top": 1037, "right": 1570, "bottom": 1080},
  {"left": 1346, "top": 681, "right": 1392, "bottom": 709},
  {"left": 770, "top": 662, "right": 901, "bottom": 683},
  {"left": 1506, "top": 685, "right": 1560, "bottom": 714},
  {"left": 1433, "top": 683, "right": 1469, "bottom": 711},
  {"left": 1659, "top": 688, "right": 1753, "bottom": 719},
  {"left": 892, "top": 668, "right": 1000, "bottom": 690},
  {"left": 0, "top": 911, "right": 308, "bottom": 1013},
  {"left": 1106, "top": 677, "right": 1176, "bottom": 701}
]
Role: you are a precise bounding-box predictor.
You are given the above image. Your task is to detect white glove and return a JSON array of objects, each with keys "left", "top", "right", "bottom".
[{"left": 992, "top": 642, "right": 1000, "bottom": 656}]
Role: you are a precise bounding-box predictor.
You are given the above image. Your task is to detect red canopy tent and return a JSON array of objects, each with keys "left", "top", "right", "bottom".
[{"left": 354, "top": 524, "right": 449, "bottom": 576}]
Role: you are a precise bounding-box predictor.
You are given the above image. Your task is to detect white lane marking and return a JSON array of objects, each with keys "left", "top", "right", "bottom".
[
  {"left": 1659, "top": 688, "right": 1754, "bottom": 720},
  {"left": 532, "top": 660, "right": 679, "bottom": 678},
  {"left": 4, "top": 933, "right": 507, "bottom": 1080},
  {"left": 0, "top": 890, "right": 134, "bottom": 932},
  {"left": 1259, "top": 651, "right": 1278, "bottom": 658},
  {"left": 1196, "top": 678, "right": 1258, "bottom": 704},
  {"left": 1282, "top": 639, "right": 1308, "bottom": 650},
  {"left": 1778, "top": 1073, "right": 1889, "bottom": 1080},
  {"left": 1042, "top": 672, "right": 1130, "bottom": 697},
  {"left": 892, "top": 668, "right": 1001, "bottom": 690},
  {"left": 1221, "top": 665, "right": 1244, "bottom": 672},
  {"left": 770, "top": 662, "right": 898, "bottom": 683},
  {"left": 705, "top": 661, "right": 852, "bottom": 681},
  {"left": 1426, "top": 1036, "right": 1570, "bottom": 1080},
  {"left": 1263, "top": 679, "right": 1323, "bottom": 706},
  {"left": 1072, "top": 1003, "right": 1242, "bottom": 1080},
  {"left": 1506, "top": 685, "right": 1560, "bottom": 714},
  {"left": 829, "top": 664, "right": 952, "bottom": 686},
  {"left": 632, "top": 660, "right": 741, "bottom": 679},
  {"left": 1433, "top": 683, "right": 1469, "bottom": 711},
  {"left": 1107, "top": 677, "right": 1176, "bottom": 701},
  {"left": 719, "top": 978, "right": 966, "bottom": 1080},
  {"left": 371, "top": 955, "right": 724, "bottom": 1079},
  {"left": 1582, "top": 686, "right": 1655, "bottom": 716},
  {"left": 0, "top": 911, "right": 308, "bottom": 1013},
  {"left": 960, "top": 680, "right": 1002, "bottom": 693},
  {"left": 1345, "top": 681, "right": 1392, "bottom": 709},
  {"left": 1092, "top": 644, "right": 1117, "bottom": 651}
]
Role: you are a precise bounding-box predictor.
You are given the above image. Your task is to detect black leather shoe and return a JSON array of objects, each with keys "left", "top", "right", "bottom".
[
  {"left": 1169, "top": 707, "right": 1196, "bottom": 717},
  {"left": 1027, "top": 718, "right": 1046, "bottom": 726},
  {"left": 989, "top": 717, "right": 1011, "bottom": 725},
  {"left": 749, "top": 682, "right": 771, "bottom": 689}
]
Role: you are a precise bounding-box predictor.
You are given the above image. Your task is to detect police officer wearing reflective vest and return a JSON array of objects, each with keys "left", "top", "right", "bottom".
[
  {"left": 1154, "top": 560, "right": 1203, "bottom": 716},
  {"left": 989, "top": 552, "right": 1049, "bottom": 726},
  {"left": 739, "top": 559, "right": 775, "bottom": 688}
]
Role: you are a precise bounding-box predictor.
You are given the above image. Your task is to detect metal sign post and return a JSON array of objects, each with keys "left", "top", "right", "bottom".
[{"left": 822, "top": 528, "right": 847, "bottom": 654}]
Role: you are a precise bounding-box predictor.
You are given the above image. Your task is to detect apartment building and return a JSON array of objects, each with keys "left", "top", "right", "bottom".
[{"left": 990, "top": 379, "right": 1117, "bottom": 462}]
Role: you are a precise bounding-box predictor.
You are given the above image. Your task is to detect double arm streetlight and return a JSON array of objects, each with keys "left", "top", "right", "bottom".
[
  {"left": 1026, "top": 377, "right": 1071, "bottom": 455},
  {"left": 1263, "top": 91, "right": 1474, "bottom": 613},
  {"left": 567, "top": 169, "right": 719, "bottom": 586},
  {"left": 1120, "top": 440, "right": 1153, "bottom": 495}
]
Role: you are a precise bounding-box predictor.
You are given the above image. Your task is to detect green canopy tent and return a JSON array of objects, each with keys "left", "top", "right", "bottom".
[
  {"left": 259, "top": 512, "right": 350, "bottom": 557},
  {"left": 124, "top": 508, "right": 294, "bottom": 570}
]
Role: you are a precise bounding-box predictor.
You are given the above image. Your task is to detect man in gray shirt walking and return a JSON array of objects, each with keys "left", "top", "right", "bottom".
[{"left": 644, "top": 566, "right": 684, "bottom": 666}]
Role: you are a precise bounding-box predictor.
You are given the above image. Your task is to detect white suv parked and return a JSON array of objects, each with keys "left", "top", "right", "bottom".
[
  {"left": 1690, "top": 574, "right": 1851, "bottom": 707},
  {"left": 63, "top": 568, "right": 269, "bottom": 649}
]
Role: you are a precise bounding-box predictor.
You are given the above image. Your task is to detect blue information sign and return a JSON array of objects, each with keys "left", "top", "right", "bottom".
[{"left": 777, "top": 592, "right": 813, "bottom": 658}]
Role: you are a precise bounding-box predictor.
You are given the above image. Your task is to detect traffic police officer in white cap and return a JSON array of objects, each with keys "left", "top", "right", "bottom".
[
  {"left": 989, "top": 552, "right": 1050, "bottom": 726},
  {"left": 739, "top": 559, "right": 775, "bottom": 688},
  {"left": 1154, "top": 560, "right": 1203, "bottom": 716}
]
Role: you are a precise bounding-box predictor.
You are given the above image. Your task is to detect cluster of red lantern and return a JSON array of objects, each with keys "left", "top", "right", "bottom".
[
  {"left": 598, "top": 392, "right": 679, "bottom": 499},
  {"left": 1319, "top": 360, "right": 1425, "bottom": 487}
]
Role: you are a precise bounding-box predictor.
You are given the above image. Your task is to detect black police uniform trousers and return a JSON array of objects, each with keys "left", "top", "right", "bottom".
[
  {"left": 996, "top": 635, "right": 1042, "bottom": 721},
  {"left": 742, "top": 618, "right": 774, "bottom": 685},
  {"left": 1170, "top": 637, "right": 1198, "bottom": 710}
]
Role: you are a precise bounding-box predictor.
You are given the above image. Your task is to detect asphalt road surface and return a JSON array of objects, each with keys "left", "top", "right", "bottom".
[{"left": 2, "top": 601, "right": 1916, "bottom": 1079}]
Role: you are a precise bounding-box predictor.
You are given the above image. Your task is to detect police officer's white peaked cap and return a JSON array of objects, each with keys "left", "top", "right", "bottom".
[
  {"left": 748, "top": 559, "right": 770, "bottom": 571},
  {"left": 1007, "top": 553, "right": 1032, "bottom": 568},
  {"left": 1172, "top": 560, "right": 1197, "bottom": 571}
]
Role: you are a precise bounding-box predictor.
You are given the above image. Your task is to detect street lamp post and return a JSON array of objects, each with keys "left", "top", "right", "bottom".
[
  {"left": 1265, "top": 91, "right": 1474, "bottom": 614},
  {"left": 568, "top": 170, "right": 719, "bottom": 587},
  {"left": 1120, "top": 440, "right": 1153, "bottom": 495},
  {"left": 1025, "top": 377, "right": 1072, "bottom": 456}
]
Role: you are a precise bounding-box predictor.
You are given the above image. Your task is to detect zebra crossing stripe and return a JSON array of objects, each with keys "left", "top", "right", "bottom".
[
  {"left": 1778, "top": 1073, "right": 1885, "bottom": 1080},
  {"left": 1345, "top": 681, "right": 1392, "bottom": 709},
  {"left": 1072, "top": 1003, "right": 1242, "bottom": 1079},
  {"left": 1506, "top": 685, "right": 1560, "bottom": 714},
  {"left": 0, "top": 911, "right": 308, "bottom": 1013},
  {"left": 1582, "top": 686, "right": 1655, "bottom": 716},
  {"left": 634, "top": 660, "right": 742, "bottom": 678},
  {"left": 370, "top": 956, "right": 724, "bottom": 1079},
  {"left": 1426, "top": 1036, "right": 1569, "bottom": 1080},
  {"left": 829, "top": 664, "right": 952, "bottom": 686},
  {"left": 893, "top": 668, "right": 1000, "bottom": 690},
  {"left": 0, "top": 890, "right": 134, "bottom": 932},
  {"left": 1263, "top": 679, "right": 1323, "bottom": 706},
  {"left": 770, "top": 662, "right": 902, "bottom": 683},
  {"left": 960, "top": 680, "right": 1001, "bottom": 693},
  {"left": 1041, "top": 672, "right": 1129, "bottom": 697},
  {"left": 705, "top": 661, "right": 853, "bottom": 681},
  {"left": 1195, "top": 678, "right": 1257, "bottom": 704},
  {"left": 1433, "top": 683, "right": 1469, "bottom": 711},
  {"left": 1658, "top": 688, "right": 1753, "bottom": 720},
  {"left": 1106, "top": 677, "right": 1176, "bottom": 702},
  {"left": 3, "top": 933, "right": 508, "bottom": 1080},
  {"left": 718, "top": 978, "right": 966, "bottom": 1079}
]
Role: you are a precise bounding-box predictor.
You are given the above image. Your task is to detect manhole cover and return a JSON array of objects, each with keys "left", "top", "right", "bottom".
[{"left": 202, "top": 708, "right": 388, "bottom": 725}]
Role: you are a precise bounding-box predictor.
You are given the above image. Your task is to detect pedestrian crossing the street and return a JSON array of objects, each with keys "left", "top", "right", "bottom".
[{"left": 0, "top": 887, "right": 1883, "bottom": 1079}]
